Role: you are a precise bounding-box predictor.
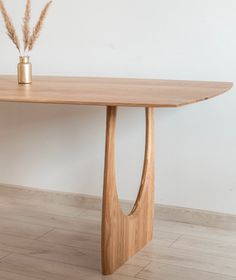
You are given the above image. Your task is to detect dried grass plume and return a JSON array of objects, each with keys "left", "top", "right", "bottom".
[
  {"left": 0, "top": 0, "right": 21, "bottom": 53},
  {"left": 0, "top": 0, "right": 52, "bottom": 54},
  {"left": 28, "top": 1, "right": 52, "bottom": 51},
  {"left": 23, "top": 0, "right": 31, "bottom": 51}
]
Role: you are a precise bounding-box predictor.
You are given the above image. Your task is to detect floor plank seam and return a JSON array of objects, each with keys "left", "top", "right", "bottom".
[
  {"left": 133, "top": 260, "right": 152, "bottom": 278},
  {"left": 168, "top": 234, "right": 183, "bottom": 248},
  {"left": 0, "top": 252, "right": 13, "bottom": 261},
  {"left": 34, "top": 228, "right": 55, "bottom": 240}
]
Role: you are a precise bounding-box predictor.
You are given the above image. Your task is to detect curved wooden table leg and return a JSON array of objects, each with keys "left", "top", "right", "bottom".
[{"left": 102, "top": 106, "right": 155, "bottom": 275}]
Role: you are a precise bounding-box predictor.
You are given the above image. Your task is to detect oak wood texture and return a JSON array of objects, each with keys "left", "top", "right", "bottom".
[
  {"left": 102, "top": 106, "right": 155, "bottom": 274},
  {"left": 0, "top": 75, "right": 232, "bottom": 107}
]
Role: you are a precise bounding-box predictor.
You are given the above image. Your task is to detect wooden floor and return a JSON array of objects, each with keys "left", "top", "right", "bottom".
[{"left": 0, "top": 195, "right": 235, "bottom": 280}]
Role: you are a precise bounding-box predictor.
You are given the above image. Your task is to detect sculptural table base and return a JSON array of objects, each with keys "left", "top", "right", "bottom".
[{"left": 102, "top": 106, "right": 155, "bottom": 275}]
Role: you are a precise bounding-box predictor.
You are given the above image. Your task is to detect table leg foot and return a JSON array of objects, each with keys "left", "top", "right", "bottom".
[{"left": 102, "top": 106, "right": 155, "bottom": 275}]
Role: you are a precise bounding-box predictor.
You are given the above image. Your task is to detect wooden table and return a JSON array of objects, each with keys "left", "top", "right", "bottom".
[{"left": 0, "top": 76, "right": 233, "bottom": 275}]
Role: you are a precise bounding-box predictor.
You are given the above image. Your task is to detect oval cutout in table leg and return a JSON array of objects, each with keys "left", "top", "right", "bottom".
[{"left": 115, "top": 108, "right": 145, "bottom": 215}]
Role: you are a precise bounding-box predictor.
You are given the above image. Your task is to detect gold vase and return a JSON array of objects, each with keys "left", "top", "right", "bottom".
[{"left": 17, "top": 56, "right": 32, "bottom": 84}]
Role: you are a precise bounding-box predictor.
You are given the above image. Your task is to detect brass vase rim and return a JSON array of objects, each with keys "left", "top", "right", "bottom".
[{"left": 19, "top": 56, "right": 30, "bottom": 63}]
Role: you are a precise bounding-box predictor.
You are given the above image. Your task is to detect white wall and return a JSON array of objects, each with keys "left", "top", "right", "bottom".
[{"left": 0, "top": 0, "right": 235, "bottom": 215}]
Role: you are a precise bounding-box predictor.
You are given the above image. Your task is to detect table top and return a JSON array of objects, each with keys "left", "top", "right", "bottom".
[{"left": 0, "top": 76, "right": 233, "bottom": 107}]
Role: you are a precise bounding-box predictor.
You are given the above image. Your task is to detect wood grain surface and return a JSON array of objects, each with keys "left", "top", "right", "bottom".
[
  {"left": 0, "top": 76, "right": 232, "bottom": 107},
  {"left": 102, "top": 107, "right": 155, "bottom": 274}
]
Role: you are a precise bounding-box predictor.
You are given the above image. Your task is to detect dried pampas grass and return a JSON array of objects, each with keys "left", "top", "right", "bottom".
[
  {"left": 0, "top": 0, "right": 52, "bottom": 54},
  {"left": 0, "top": 0, "right": 21, "bottom": 53},
  {"left": 23, "top": 0, "right": 31, "bottom": 51},
  {"left": 28, "top": 1, "right": 52, "bottom": 51}
]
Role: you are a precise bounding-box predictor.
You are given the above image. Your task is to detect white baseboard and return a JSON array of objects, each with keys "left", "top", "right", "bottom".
[{"left": 0, "top": 183, "right": 235, "bottom": 231}]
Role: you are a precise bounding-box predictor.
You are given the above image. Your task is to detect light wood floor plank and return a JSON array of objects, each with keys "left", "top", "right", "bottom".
[
  {"left": 0, "top": 254, "right": 97, "bottom": 280},
  {"left": 0, "top": 250, "right": 10, "bottom": 259},
  {"left": 39, "top": 229, "right": 101, "bottom": 251},
  {"left": 152, "top": 230, "right": 181, "bottom": 246},
  {"left": 115, "top": 263, "right": 145, "bottom": 277},
  {"left": 0, "top": 233, "right": 101, "bottom": 270},
  {"left": 0, "top": 254, "right": 142, "bottom": 280},
  {"left": 0, "top": 208, "right": 100, "bottom": 235},
  {"left": 171, "top": 235, "right": 236, "bottom": 258},
  {"left": 0, "top": 199, "right": 84, "bottom": 218},
  {"left": 0, "top": 269, "right": 40, "bottom": 280},
  {"left": 156, "top": 220, "right": 236, "bottom": 243},
  {"left": 0, "top": 232, "right": 148, "bottom": 274},
  {"left": 0, "top": 194, "right": 235, "bottom": 279},
  {"left": 137, "top": 245, "right": 236, "bottom": 277},
  {"left": 136, "top": 262, "right": 236, "bottom": 280},
  {"left": 0, "top": 216, "right": 53, "bottom": 239}
]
